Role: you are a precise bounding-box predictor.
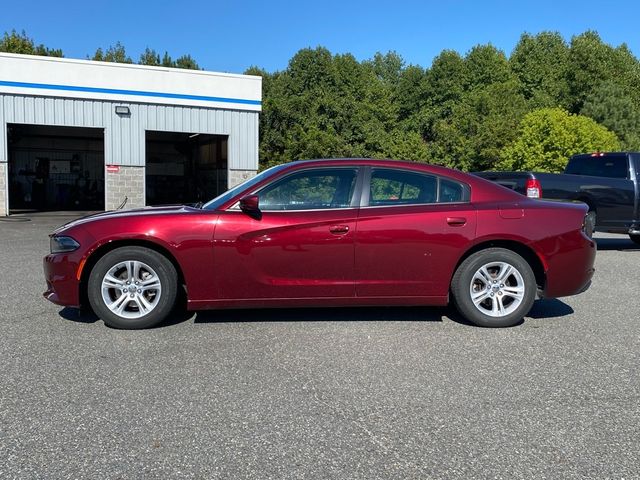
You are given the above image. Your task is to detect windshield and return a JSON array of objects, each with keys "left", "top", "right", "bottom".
[{"left": 201, "top": 163, "right": 290, "bottom": 210}]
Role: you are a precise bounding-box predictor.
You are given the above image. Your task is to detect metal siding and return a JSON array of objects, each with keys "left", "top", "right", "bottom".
[
  {"left": 240, "top": 112, "right": 248, "bottom": 168},
  {"left": 24, "top": 96, "right": 34, "bottom": 123},
  {"left": 0, "top": 96, "right": 5, "bottom": 162},
  {"left": 64, "top": 100, "right": 73, "bottom": 124},
  {"left": 34, "top": 97, "right": 45, "bottom": 124},
  {"left": 14, "top": 96, "right": 24, "bottom": 123},
  {"left": 252, "top": 113, "right": 259, "bottom": 169},
  {"left": 0, "top": 94, "right": 258, "bottom": 170},
  {"left": 147, "top": 104, "right": 156, "bottom": 131}
]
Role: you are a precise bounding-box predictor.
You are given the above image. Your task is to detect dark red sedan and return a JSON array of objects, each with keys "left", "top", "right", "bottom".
[{"left": 44, "top": 159, "right": 596, "bottom": 329}]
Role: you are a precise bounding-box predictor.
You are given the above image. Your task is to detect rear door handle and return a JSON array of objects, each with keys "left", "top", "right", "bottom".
[
  {"left": 446, "top": 217, "right": 467, "bottom": 226},
  {"left": 329, "top": 225, "right": 350, "bottom": 234}
]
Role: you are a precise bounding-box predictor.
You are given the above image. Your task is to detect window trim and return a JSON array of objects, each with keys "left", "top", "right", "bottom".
[{"left": 360, "top": 167, "right": 471, "bottom": 208}]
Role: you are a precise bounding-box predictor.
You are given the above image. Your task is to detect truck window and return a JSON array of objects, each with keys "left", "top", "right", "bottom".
[{"left": 566, "top": 155, "right": 629, "bottom": 179}]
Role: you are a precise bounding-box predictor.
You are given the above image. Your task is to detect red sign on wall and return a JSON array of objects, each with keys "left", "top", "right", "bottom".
[{"left": 106, "top": 165, "right": 120, "bottom": 174}]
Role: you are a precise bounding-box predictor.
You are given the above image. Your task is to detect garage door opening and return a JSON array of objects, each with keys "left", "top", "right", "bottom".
[
  {"left": 7, "top": 124, "right": 105, "bottom": 213},
  {"left": 145, "top": 131, "right": 228, "bottom": 206}
]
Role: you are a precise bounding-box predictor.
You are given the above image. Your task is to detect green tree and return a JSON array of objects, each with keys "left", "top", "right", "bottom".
[
  {"left": 0, "top": 30, "right": 63, "bottom": 56},
  {"left": 161, "top": 51, "right": 174, "bottom": 67},
  {"left": 382, "top": 131, "right": 430, "bottom": 161},
  {"left": 464, "top": 44, "right": 512, "bottom": 90},
  {"left": 253, "top": 47, "right": 406, "bottom": 166},
  {"left": 567, "top": 31, "right": 640, "bottom": 112},
  {"left": 424, "top": 50, "right": 467, "bottom": 114},
  {"left": 498, "top": 108, "right": 620, "bottom": 172},
  {"left": 139, "top": 47, "right": 161, "bottom": 66},
  {"left": 367, "top": 51, "right": 404, "bottom": 86},
  {"left": 581, "top": 81, "right": 640, "bottom": 150},
  {"left": 92, "top": 42, "right": 132, "bottom": 63},
  {"left": 395, "top": 64, "right": 428, "bottom": 121},
  {"left": 428, "top": 80, "right": 528, "bottom": 170},
  {"left": 408, "top": 50, "right": 467, "bottom": 143},
  {"left": 510, "top": 31, "right": 570, "bottom": 107},
  {"left": 175, "top": 54, "right": 200, "bottom": 70}
]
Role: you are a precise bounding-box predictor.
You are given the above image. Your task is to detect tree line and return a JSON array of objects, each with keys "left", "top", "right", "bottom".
[
  {"left": 2, "top": 29, "right": 638, "bottom": 172},
  {"left": 0, "top": 30, "right": 200, "bottom": 70}
]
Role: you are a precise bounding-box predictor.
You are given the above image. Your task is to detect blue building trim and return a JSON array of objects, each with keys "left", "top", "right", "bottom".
[{"left": 0, "top": 80, "right": 261, "bottom": 106}]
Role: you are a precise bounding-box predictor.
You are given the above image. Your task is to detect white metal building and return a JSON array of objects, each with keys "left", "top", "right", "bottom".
[{"left": 0, "top": 53, "right": 261, "bottom": 216}]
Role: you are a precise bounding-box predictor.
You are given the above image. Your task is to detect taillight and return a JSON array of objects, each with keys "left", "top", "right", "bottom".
[{"left": 525, "top": 178, "right": 542, "bottom": 198}]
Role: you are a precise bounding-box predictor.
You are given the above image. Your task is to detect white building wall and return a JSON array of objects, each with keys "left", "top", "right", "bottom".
[
  {"left": 0, "top": 53, "right": 261, "bottom": 111},
  {"left": 0, "top": 95, "right": 259, "bottom": 170}
]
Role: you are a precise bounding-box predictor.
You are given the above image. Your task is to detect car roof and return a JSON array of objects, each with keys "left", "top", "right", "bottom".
[{"left": 281, "top": 158, "right": 472, "bottom": 182}]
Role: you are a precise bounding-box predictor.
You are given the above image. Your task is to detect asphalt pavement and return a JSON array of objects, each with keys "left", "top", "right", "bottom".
[{"left": 1, "top": 215, "right": 638, "bottom": 479}]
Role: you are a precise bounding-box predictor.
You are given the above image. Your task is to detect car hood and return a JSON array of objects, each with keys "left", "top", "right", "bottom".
[{"left": 53, "top": 205, "right": 197, "bottom": 234}]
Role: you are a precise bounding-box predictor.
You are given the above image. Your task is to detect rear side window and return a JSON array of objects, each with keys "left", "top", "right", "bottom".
[
  {"left": 440, "top": 179, "right": 465, "bottom": 202},
  {"left": 566, "top": 155, "right": 629, "bottom": 179},
  {"left": 368, "top": 169, "right": 467, "bottom": 206}
]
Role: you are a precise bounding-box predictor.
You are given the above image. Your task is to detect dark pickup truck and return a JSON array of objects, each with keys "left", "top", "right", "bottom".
[{"left": 474, "top": 152, "right": 640, "bottom": 244}]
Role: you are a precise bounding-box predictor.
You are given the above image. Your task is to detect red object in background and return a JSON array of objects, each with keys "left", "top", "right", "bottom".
[
  {"left": 106, "top": 165, "right": 120, "bottom": 173},
  {"left": 525, "top": 178, "right": 542, "bottom": 198},
  {"left": 43, "top": 159, "right": 596, "bottom": 327}
]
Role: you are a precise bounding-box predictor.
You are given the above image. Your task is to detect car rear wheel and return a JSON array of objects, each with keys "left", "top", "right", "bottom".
[
  {"left": 629, "top": 234, "right": 640, "bottom": 245},
  {"left": 88, "top": 246, "right": 178, "bottom": 329},
  {"left": 451, "top": 248, "right": 536, "bottom": 328}
]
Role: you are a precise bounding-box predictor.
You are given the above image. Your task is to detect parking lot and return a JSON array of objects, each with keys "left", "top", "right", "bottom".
[{"left": 1, "top": 214, "right": 639, "bottom": 479}]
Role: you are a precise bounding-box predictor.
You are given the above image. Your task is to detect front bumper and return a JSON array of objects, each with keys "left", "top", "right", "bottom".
[{"left": 43, "top": 254, "right": 81, "bottom": 307}]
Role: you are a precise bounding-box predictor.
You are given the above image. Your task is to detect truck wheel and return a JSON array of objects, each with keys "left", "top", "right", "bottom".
[
  {"left": 630, "top": 234, "right": 640, "bottom": 245},
  {"left": 451, "top": 248, "right": 536, "bottom": 328},
  {"left": 87, "top": 246, "right": 178, "bottom": 329}
]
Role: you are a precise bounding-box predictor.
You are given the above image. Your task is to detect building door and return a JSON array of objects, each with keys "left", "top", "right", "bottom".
[
  {"left": 7, "top": 124, "right": 105, "bottom": 213},
  {"left": 145, "top": 131, "right": 228, "bottom": 206}
]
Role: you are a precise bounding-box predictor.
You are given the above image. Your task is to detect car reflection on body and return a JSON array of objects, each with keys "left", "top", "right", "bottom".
[{"left": 44, "top": 159, "right": 596, "bottom": 329}]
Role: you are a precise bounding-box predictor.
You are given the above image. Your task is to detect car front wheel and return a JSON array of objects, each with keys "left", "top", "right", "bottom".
[
  {"left": 87, "top": 246, "right": 178, "bottom": 329},
  {"left": 630, "top": 233, "right": 640, "bottom": 245},
  {"left": 451, "top": 248, "right": 536, "bottom": 328}
]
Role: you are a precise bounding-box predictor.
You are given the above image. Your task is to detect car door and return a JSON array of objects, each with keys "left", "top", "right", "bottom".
[
  {"left": 213, "top": 166, "right": 362, "bottom": 300},
  {"left": 355, "top": 167, "right": 476, "bottom": 298}
]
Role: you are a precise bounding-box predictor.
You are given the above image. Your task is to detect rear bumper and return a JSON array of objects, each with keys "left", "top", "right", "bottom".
[
  {"left": 43, "top": 254, "right": 81, "bottom": 307},
  {"left": 539, "top": 231, "right": 596, "bottom": 298}
]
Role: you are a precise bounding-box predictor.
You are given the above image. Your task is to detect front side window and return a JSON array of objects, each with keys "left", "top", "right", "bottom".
[
  {"left": 368, "top": 169, "right": 467, "bottom": 206},
  {"left": 257, "top": 168, "right": 358, "bottom": 211}
]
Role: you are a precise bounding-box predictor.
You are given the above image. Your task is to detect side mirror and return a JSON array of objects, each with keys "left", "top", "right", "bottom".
[{"left": 239, "top": 194, "right": 261, "bottom": 218}]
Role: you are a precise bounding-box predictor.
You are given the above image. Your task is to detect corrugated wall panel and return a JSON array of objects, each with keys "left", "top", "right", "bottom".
[
  {"left": 13, "top": 96, "right": 25, "bottom": 123},
  {"left": 0, "top": 97, "right": 5, "bottom": 162},
  {"left": 34, "top": 97, "right": 45, "bottom": 124},
  {"left": 0, "top": 94, "right": 259, "bottom": 170},
  {"left": 24, "top": 97, "right": 35, "bottom": 123}
]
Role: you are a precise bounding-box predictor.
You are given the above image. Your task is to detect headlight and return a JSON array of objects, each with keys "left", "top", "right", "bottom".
[{"left": 50, "top": 236, "right": 80, "bottom": 254}]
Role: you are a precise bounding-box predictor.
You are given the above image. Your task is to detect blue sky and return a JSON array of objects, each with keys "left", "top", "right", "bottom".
[{"left": 1, "top": 0, "right": 639, "bottom": 74}]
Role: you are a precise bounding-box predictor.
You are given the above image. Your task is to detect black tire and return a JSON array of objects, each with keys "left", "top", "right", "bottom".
[
  {"left": 451, "top": 248, "right": 536, "bottom": 328},
  {"left": 630, "top": 234, "right": 640, "bottom": 245},
  {"left": 87, "top": 246, "right": 178, "bottom": 329}
]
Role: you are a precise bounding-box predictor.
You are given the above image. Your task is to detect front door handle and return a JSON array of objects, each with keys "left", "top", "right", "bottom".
[
  {"left": 329, "top": 225, "right": 350, "bottom": 234},
  {"left": 446, "top": 217, "right": 467, "bottom": 226}
]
